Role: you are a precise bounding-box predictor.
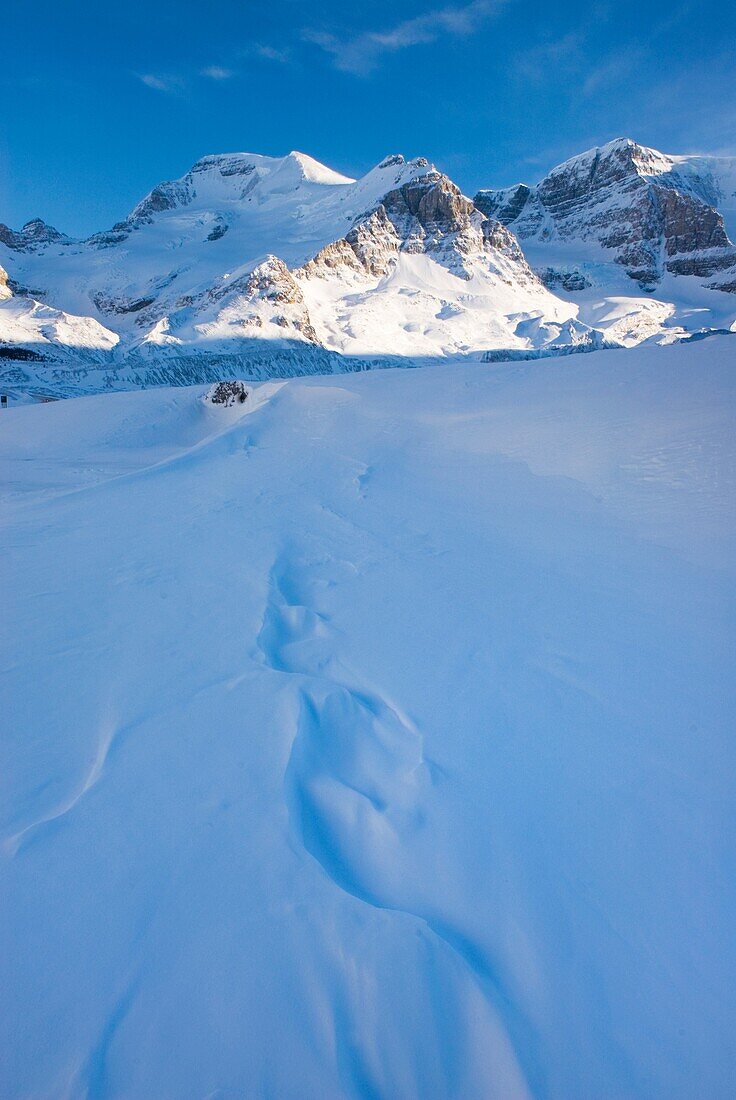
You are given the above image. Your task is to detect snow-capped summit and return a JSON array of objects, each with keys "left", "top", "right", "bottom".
[
  {"left": 89, "top": 150, "right": 435, "bottom": 253},
  {"left": 122, "top": 150, "right": 355, "bottom": 229},
  {"left": 475, "top": 138, "right": 736, "bottom": 292}
]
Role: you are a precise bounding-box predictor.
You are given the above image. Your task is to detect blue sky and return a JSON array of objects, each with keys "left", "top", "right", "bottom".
[{"left": 2, "top": 0, "right": 734, "bottom": 236}]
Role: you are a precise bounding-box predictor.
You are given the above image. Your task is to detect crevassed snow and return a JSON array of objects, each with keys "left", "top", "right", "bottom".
[{"left": 1, "top": 338, "right": 735, "bottom": 1098}]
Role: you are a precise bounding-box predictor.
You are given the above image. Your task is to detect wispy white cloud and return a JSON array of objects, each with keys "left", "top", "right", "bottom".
[
  {"left": 200, "top": 65, "right": 234, "bottom": 80},
  {"left": 136, "top": 45, "right": 288, "bottom": 95},
  {"left": 514, "top": 31, "right": 586, "bottom": 83},
  {"left": 304, "top": 0, "right": 505, "bottom": 76},
  {"left": 514, "top": 29, "right": 642, "bottom": 100},
  {"left": 250, "top": 44, "right": 290, "bottom": 63},
  {"left": 582, "top": 48, "right": 642, "bottom": 97},
  {"left": 136, "top": 72, "right": 182, "bottom": 94}
]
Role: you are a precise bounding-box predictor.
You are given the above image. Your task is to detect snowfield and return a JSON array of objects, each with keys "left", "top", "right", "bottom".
[{"left": 1, "top": 337, "right": 735, "bottom": 1098}]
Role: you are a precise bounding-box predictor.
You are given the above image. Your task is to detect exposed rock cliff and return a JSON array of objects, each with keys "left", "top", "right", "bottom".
[
  {"left": 302, "top": 170, "right": 538, "bottom": 287},
  {"left": 0, "top": 219, "right": 71, "bottom": 253},
  {"left": 476, "top": 138, "right": 736, "bottom": 291}
]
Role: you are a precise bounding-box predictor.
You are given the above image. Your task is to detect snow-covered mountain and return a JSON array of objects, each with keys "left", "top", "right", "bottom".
[
  {"left": 1, "top": 140, "right": 735, "bottom": 399},
  {"left": 0, "top": 151, "right": 596, "bottom": 397},
  {"left": 476, "top": 138, "right": 736, "bottom": 344},
  {"left": 476, "top": 138, "right": 736, "bottom": 290}
]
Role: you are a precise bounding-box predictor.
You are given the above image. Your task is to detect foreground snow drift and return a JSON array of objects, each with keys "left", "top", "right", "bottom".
[{"left": 1, "top": 338, "right": 735, "bottom": 1098}]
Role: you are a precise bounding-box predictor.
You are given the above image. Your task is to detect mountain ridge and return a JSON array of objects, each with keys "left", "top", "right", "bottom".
[
  {"left": 475, "top": 137, "right": 736, "bottom": 291},
  {"left": 1, "top": 139, "right": 734, "bottom": 400}
]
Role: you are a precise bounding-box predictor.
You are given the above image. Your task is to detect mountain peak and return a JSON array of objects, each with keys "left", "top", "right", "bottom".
[
  {"left": 377, "top": 154, "right": 406, "bottom": 169},
  {"left": 549, "top": 137, "right": 670, "bottom": 177},
  {"left": 186, "top": 150, "right": 353, "bottom": 187},
  {"left": 0, "top": 217, "right": 70, "bottom": 252},
  {"left": 599, "top": 136, "right": 639, "bottom": 153},
  {"left": 284, "top": 151, "right": 354, "bottom": 185},
  {"left": 475, "top": 136, "right": 736, "bottom": 292}
]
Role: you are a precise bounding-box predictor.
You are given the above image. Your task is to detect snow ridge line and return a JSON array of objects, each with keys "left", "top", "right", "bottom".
[{"left": 5, "top": 717, "right": 121, "bottom": 857}]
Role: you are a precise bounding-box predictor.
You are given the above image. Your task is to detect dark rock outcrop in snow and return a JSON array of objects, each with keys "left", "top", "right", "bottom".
[{"left": 205, "top": 379, "right": 249, "bottom": 405}]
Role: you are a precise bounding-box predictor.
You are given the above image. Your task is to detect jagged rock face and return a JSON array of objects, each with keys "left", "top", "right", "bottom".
[
  {"left": 537, "top": 267, "right": 592, "bottom": 292},
  {"left": 537, "top": 141, "right": 661, "bottom": 217},
  {"left": 480, "top": 219, "right": 529, "bottom": 265},
  {"left": 301, "top": 207, "right": 402, "bottom": 279},
  {"left": 345, "top": 206, "right": 402, "bottom": 275},
  {"left": 92, "top": 292, "right": 156, "bottom": 315},
  {"left": 383, "top": 172, "right": 472, "bottom": 228},
  {"left": 658, "top": 188, "right": 729, "bottom": 255},
  {"left": 302, "top": 172, "right": 537, "bottom": 286},
  {"left": 237, "top": 257, "right": 306, "bottom": 306},
  {"left": 219, "top": 256, "right": 319, "bottom": 345},
  {"left": 382, "top": 174, "right": 493, "bottom": 273},
  {"left": 86, "top": 226, "right": 132, "bottom": 249},
  {"left": 0, "top": 219, "right": 70, "bottom": 253},
  {"left": 476, "top": 138, "right": 736, "bottom": 291},
  {"left": 129, "top": 181, "right": 192, "bottom": 224},
  {"left": 134, "top": 256, "right": 321, "bottom": 357},
  {"left": 475, "top": 184, "right": 531, "bottom": 226}
]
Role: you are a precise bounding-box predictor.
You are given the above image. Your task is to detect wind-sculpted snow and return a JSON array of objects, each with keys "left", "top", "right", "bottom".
[
  {"left": 257, "top": 547, "right": 538, "bottom": 1096},
  {"left": 1, "top": 339, "right": 735, "bottom": 1098}
]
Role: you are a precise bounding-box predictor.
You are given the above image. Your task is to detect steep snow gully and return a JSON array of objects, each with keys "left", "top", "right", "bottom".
[{"left": 1, "top": 338, "right": 735, "bottom": 1098}]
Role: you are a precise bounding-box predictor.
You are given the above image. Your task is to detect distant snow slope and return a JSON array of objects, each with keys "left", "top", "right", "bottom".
[{"left": 1, "top": 337, "right": 734, "bottom": 1098}]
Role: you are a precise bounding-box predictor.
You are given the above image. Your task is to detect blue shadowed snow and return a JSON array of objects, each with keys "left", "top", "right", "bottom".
[{"left": 1, "top": 337, "right": 735, "bottom": 1098}]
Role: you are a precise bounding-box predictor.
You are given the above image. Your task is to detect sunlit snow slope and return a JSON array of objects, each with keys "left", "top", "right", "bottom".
[{"left": 1, "top": 338, "right": 735, "bottom": 1098}]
